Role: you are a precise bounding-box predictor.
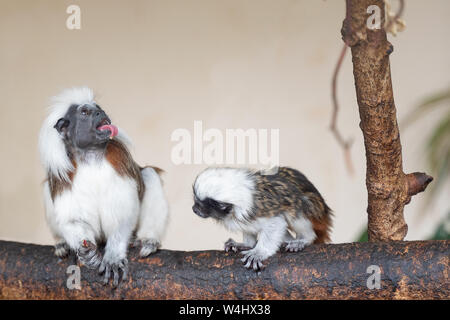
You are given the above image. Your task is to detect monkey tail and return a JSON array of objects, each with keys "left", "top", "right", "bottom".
[{"left": 311, "top": 207, "right": 333, "bottom": 244}]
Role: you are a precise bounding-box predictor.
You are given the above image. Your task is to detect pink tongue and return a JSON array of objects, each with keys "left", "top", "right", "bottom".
[{"left": 98, "top": 124, "right": 118, "bottom": 138}]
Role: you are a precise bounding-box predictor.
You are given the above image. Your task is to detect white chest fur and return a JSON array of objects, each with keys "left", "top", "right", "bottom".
[
  {"left": 53, "top": 158, "right": 140, "bottom": 240},
  {"left": 72, "top": 159, "right": 124, "bottom": 201}
]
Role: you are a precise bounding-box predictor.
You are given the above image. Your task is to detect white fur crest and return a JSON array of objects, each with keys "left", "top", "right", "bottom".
[
  {"left": 39, "top": 87, "right": 131, "bottom": 182},
  {"left": 51, "top": 157, "right": 140, "bottom": 251},
  {"left": 193, "top": 167, "right": 256, "bottom": 222}
]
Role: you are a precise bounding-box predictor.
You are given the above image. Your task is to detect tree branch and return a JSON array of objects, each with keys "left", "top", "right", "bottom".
[
  {"left": 0, "top": 240, "right": 448, "bottom": 299},
  {"left": 344, "top": 0, "right": 432, "bottom": 241},
  {"left": 385, "top": 0, "right": 406, "bottom": 36},
  {"left": 331, "top": 43, "right": 354, "bottom": 175}
]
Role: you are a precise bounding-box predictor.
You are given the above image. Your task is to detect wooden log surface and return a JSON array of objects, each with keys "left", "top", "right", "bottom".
[{"left": 0, "top": 240, "right": 448, "bottom": 299}]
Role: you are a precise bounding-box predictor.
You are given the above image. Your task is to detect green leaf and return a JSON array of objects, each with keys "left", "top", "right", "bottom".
[
  {"left": 356, "top": 228, "right": 368, "bottom": 242},
  {"left": 429, "top": 212, "right": 450, "bottom": 240},
  {"left": 402, "top": 88, "right": 450, "bottom": 128}
]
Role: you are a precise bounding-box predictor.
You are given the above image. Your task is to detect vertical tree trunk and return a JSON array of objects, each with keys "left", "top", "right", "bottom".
[{"left": 343, "top": 0, "right": 432, "bottom": 241}]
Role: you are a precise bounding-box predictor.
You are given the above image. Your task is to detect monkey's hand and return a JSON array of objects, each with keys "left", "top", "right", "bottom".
[
  {"left": 54, "top": 241, "right": 70, "bottom": 258},
  {"left": 284, "top": 239, "right": 309, "bottom": 252},
  {"left": 241, "top": 249, "right": 266, "bottom": 271},
  {"left": 77, "top": 240, "right": 102, "bottom": 269},
  {"left": 98, "top": 256, "right": 128, "bottom": 288},
  {"left": 133, "top": 238, "right": 160, "bottom": 258},
  {"left": 224, "top": 238, "right": 252, "bottom": 253}
]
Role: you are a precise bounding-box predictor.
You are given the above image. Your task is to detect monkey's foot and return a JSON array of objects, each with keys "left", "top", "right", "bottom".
[
  {"left": 136, "top": 238, "right": 160, "bottom": 257},
  {"left": 284, "top": 239, "right": 308, "bottom": 252},
  {"left": 77, "top": 240, "right": 102, "bottom": 269},
  {"left": 224, "top": 238, "right": 251, "bottom": 253},
  {"left": 98, "top": 257, "right": 128, "bottom": 288},
  {"left": 54, "top": 242, "right": 70, "bottom": 258},
  {"left": 241, "top": 249, "right": 266, "bottom": 271}
]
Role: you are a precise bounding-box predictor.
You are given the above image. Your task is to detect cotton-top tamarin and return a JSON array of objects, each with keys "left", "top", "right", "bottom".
[
  {"left": 192, "top": 167, "right": 332, "bottom": 271},
  {"left": 39, "top": 87, "right": 169, "bottom": 286}
]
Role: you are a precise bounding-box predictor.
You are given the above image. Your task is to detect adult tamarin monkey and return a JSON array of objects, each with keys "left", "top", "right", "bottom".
[
  {"left": 192, "top": 167, "right": 332, "bottom": 271},
  {"left": 39, "top": 87, "right": 169, "bottom": 286}
]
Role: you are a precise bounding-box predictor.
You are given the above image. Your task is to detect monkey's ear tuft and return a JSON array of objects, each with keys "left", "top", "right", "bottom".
[{"left": 54, "top": 118, "right": 70, "bottom": 134}]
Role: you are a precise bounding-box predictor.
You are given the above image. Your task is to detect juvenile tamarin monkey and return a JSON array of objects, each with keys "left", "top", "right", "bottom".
[
  {"left": 192, "top": 167, "right": 332, "bottom": 271},
  {"left": 39, "top": 87, "right": 169, "bottom": 286}
]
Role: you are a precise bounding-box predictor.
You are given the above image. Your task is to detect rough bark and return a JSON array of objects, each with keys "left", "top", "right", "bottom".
[
  {"left": 0, "top": 240, "right": 448, "bottom": 300},
  {"left": 343, "top": 0, "right": 433, "bottom": 241}
]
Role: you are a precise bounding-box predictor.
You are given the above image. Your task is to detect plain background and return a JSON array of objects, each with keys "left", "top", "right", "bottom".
[{"left": 0, "top": 0, "right": 448, "bottom": 250}]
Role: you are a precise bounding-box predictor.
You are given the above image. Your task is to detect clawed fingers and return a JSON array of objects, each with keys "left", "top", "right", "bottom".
[
  {"left": 99, "top": 259, "right": 128, "bottom": 288},
  {"left": 285, "top": 245, "right": 299, "bottom": 252},
  {"left": 225, "top": 244, "right": 237, "bottom": 253},
  {"left": 120, "top": 261, "right": 128, "bottom": 281},
  {"left": 55, "top": 242, "right": 70, "bottom": 258},
  {"left": 112, "top": 265, "right": 120, "bottom": 287},
  {"left": 241, "top": 251, "right": 265, "bottom": 271},
  {"left": 139, "top": 239, "right": 160, "bottom": 258},
  {"left": 98, "top": 261, "right": 105, "bottom": 274},
  {"left": 224, "top": 238, "right": 237, "bottom": 252},
  {"left": 102, "top": 264, "right": 111, "bottom": 285},
  {"left": 77, "top": 241, "right": 101, "bottom": 269},
  {"left": 284, "top": 240, "right": 306, "bottom": 253}
]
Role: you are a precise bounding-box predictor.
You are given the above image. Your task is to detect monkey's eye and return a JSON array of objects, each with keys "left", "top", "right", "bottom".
[
  {"left": 218, "top": 203, "right": 232, "bottom": 213},
  {"left": 80, "top": 108, "right": 88, "bottom": 116}
]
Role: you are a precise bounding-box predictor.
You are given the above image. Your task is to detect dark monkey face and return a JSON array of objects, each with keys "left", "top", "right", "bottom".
[
  {"left": 54, "top": 103, "right": 117, "bottom": 150},
  {"left": 192, "top": 194, "right": 233, "bottom": 220}
]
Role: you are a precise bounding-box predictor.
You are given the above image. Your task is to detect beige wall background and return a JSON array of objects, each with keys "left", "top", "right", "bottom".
[{"left": 0, "top": 0, "right": 448, "bottom": 250}]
